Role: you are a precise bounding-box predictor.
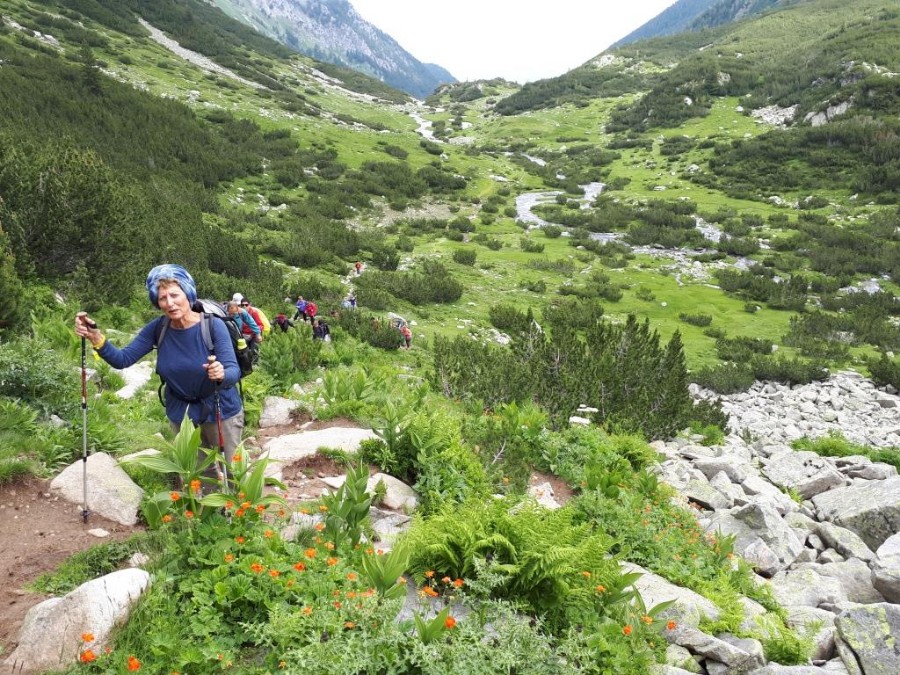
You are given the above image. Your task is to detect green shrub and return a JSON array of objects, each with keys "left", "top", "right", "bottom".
[
  {"left": 0, "top": 336, "right": 80, "bottom": 417},
  {"left": 261, "top": 327, "right": 323, "bottom": 388},
  {"left": 452, "top": 248, "right": 477, "bottom": 266},
  {"left": 751, "top": 355, "right": 828, "bottom": 386},
  {"left": 678, "top": 312, "right": 712, "bottom": 327},
  {"left": 634, "top": 286, "right": 655, "bottom": 302},
  {"left": 542, "top": 225, "right": 562, "bottom": 238},
  {"left": 691, "top": 363, "right": 755, "bottom": 394},
  {"left": 867, "top": 352, "right": 900, "bottom": 389},
  {"left": 334, "top": 311, "right": 404, "bottom": 350},
  {"left": 520, "top": 237, "right": 545, "bottom": 253},
  {"left": 488, "top": 304, "right": 533, "bottom": 334}
]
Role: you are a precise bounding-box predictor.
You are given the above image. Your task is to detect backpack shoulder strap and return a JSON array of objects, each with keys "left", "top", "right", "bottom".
[
  {"left": 154, "top": 316, "right": 170, "bottom": 350},
  {"left": 199, "top": 313, "right": 215, "bottom": 355}
]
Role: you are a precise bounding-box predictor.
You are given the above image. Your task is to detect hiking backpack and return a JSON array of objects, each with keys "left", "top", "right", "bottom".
[{"left": 153, "top": 299, "right": 254, "bottom": 403}]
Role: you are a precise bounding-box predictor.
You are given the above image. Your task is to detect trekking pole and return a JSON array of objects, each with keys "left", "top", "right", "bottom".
[
  {"left": 208, "top": 356, "right": 229, "bottom": 490},
  {"left": 80, "top": 317, "right": 97, "bottom": 524}
]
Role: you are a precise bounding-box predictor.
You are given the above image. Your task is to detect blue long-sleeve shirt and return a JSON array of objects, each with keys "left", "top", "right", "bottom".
[{"left": 97, "top": 315, "right": 242, "bottom": 425}]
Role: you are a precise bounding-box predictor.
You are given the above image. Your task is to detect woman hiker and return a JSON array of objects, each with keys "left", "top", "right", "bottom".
[{"left": 75, "top": 264, "right": 244, "bottom": 478}]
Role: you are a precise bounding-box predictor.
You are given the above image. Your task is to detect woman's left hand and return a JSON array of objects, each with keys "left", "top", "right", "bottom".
[{"left": 203, "top": 356, "right": 225, "bottom": 383}]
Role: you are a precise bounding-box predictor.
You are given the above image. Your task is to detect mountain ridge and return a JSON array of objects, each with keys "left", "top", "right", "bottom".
[{"left": 209, "top": 0, "right": 455, "bottom": 98}]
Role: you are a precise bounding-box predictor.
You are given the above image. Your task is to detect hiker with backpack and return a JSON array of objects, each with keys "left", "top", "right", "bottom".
[
  {"left": 274, "top": 312, "right": 294, "bottom": 332},
  {"left": 304, "top": 299, "right": 318, "bottom": 323},
  {"left": 240, "top": 298, "right": 271, "bottom": 336},
  {"left": 74, "top": 264, "right": 245, "bottom": 470},
  {"left": 226, "top": 301, "right": 261, "bottom": 362},
  {"left": 293, "top": 295, "right": 308, "bottom": 322}
]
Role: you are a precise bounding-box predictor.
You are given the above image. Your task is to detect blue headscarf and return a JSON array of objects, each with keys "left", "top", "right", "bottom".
[{"left": 146, "top": 264, "right": 198, "bottom": 308}]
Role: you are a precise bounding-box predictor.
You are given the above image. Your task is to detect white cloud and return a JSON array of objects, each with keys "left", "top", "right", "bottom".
[{"left": 350, "top": 0, "right": 676, "bottom": 83}]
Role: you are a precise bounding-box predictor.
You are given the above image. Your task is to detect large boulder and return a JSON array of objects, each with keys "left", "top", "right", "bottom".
[
  {"left": 3, "top": 569, "right": 150, "bottom": 674},
  {"left": 50, "top": 452, "right": 144, "bottom": 526},
  {"left": 834, "top": 603, "right": 900, "bottom": 674},
  {"left": 762, "top": 450, "right": 845, "bottom": 499},
  {"left": 872, "top": 533, "right": 900, "bottom": 603},
  {"left": 812, "top": 477, "right": 900, "bottom": 550}
]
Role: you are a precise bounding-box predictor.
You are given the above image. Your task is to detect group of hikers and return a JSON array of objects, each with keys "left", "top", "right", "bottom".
[{"left": 73, "top": 263, "right": 414, "bottom": 478}]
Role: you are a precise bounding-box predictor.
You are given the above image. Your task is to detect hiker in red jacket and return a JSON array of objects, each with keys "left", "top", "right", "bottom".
[{"left": 305, "top": 300, "right": 318, "bottom": 323}]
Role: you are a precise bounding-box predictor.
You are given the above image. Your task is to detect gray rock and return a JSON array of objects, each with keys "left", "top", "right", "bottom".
[
  {"left": 812, "top": 477, "right": 900, "bottom": 550},
  {"left": 667, "top": 624, "right": 761, "bottom": 670},
  {"left": 707, "top": 502, "right": 804, "bottom": 571},
  {"left": 762, "top": 450, "right": 845, "bottom": 500},
  {"left": 50, "top": 452, "right": 144, "bottom": 526},
  {"left": 834, "top": 603, "right": 900, "bottom": 675},
  {"left": 743, "top": 538, "right": 782, "bottom": 577},
  {"left": 872, "top": 532, "right": 900, "bottom": 603},
  {"left": 684, "top": 479, "right": 732, "bottom": 511},
  {"left": 794, "top": 559, "right": 883, "bottom": 604},
  {"left": 768, "top": 567, "right": 847, "bottom": 608},
  {"left": 815, "top": 522, "right": 875, "bottom": 562},
  {"left": 258, "top": 395, "right": 298, "bottom": 428},
  {"left": 620, "top": 562, "right": 720, "bottom": 627},
  {"left": 3, "top": 569, "right": 150, "bottom": 674},
  {"left": 785, "top": 606, "right": 836, "bottom": 661},
  {"left": 695, "top": 458, "right": 748, "bottom": 483}
]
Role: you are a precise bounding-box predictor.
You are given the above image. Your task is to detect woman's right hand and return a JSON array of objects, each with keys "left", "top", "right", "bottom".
[{"left": 75, "top": 312, "right": 103, "bottom": 346}]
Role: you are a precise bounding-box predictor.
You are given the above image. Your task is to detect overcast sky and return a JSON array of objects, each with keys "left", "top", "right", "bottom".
[{"left": 350, "top": 0, "right": 677, "bottom": 84}]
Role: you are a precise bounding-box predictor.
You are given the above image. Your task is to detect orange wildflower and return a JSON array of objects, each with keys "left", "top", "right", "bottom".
[
  {"left": 224, "top": 553, "right": 234, "bottom": 563},
  {"left": 184, "top": 510, "right": 194, "bottom": 519},
  {"left": 324, "top": 542, "right": 335, "bottom": 550},
  {"left": 269, "top": 569, "right": 281, "bottom": 578},
  {"left": 256, "top": 504, "right": 265, "bottom": 514},
  {"left": 581, "top": 571, "right": 591, "bottom": 578},
  {"left": 666, "top": 621, "right": 677, "bottom": 631},
  {"left": 264, "top": 529, "right": 274, "bottom": 538},
  {"left": 81, "top": 632, "right": 95, "bottom": 642},
  {"left": 346, "top": 572, "right": 358, "bottom": 581},
  {"left": 80, "top": 649, "right": 97, "bottom": 663},
  {"left": 422, "top": 586, "right": 438, "bottom": 597},
  {"left": 250, "top": 562, "right": 264, "bottom": 574},
  {"left": 294, "top": 562, "right": 306, "bottom": 572},
  {"left": 225, "top": 501, "right": 234, "bottom": 510},
  {"left": 641, "top": 615, "right": 653, "bottom": 625},
  {"left": 235, "top": 508, "right": 246, "bottom": 517},
  {"left": 327, "top": 557, "right": 338, "bottom": 566},
  {"left": 344, "top": 621, "right": 356, "bottom": 629},
  {"left": 235, "top": 536, "right": 245, "bottom": 544},
  {"left": 241, "top": 501, "right": 251, "bottom": 509},
  {"left": 305, "top": 548, "right": 317, "bottom": 559},
  {"left": 319, "top": 504, "right": 329, "bottom": 512},
  {"left": 233, "top": 453, "right": 242, "bottom": 462},
  {"left": 424, "top": 570, "right": 434, "bottom": 578},
  {"left": 190, "top": 479, "right": 201, "bottom": 493},
  {"left": 444, "top": 616, "right": 457, "bottom": 630},
  {"left": 314, "top": 523, "right": 325, "bottom": 532},
  {"left": 302, "top": 606, "right": 313, "bottom": 616},
  {"left": 441, "top": 576, "right": 451, "bottom": 584},
  {"left": 453, "top": 578, "right": 464, "bottom": 588},
  {"left": 170, "top": 492, "right": 180, "bottom": 502},
  {"left": 333, "top": 601, "right": 342, "bottom": 609},
  {"left": 127, "top": 655, "right": 141, "bottom": 671},
  {"left": 595, "top": 584, "right": 606, "bottom": 593},
  {"left": 162, "top": 514, "right": 172, "bottom": 523},
  {"left": 622, "top": 625, "right": 632, "bottom": 636},
  {"left": 365, "top": 547, "right": 374, "bottom": 555}
]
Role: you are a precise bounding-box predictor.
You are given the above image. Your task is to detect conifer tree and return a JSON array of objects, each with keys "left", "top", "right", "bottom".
[{"left": 0, "top": 219, "right": 25, "bottom": 334}]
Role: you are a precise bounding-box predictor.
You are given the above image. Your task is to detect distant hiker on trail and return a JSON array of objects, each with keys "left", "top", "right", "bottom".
[
  {"left": 75, "top": 264, "right": 244, "bottom": 468},
  {"left": 400, "top": 324, "right": 412, "bottom": 350},
  {"left": 274, "top": 312, "right": 294, "bottom": 332},
  {"left": 305, "top": 300, "right": 318, "bottom": 323},
  {"left": 226, "top": 301, "right": 261, "bottom": 361},
  {"left": 354, "top": 261, "right": 363, "bottom": 276},
  {"left": 312, "top": 318, "right": 331, "bottom": 342},
  {"left": 293, "top": 296, "right": 308, "bottom": 322},
  {"left": 349, "top": 293, "right": 357, "bottom": 309}
]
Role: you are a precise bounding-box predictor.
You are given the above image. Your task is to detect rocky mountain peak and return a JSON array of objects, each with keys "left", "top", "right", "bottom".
[{"left": 209, "top": 0, "right": 455, "bottom": 98}]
